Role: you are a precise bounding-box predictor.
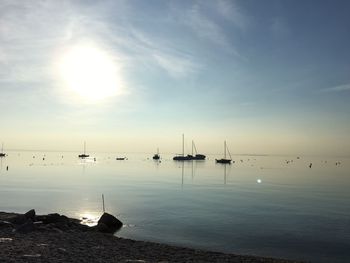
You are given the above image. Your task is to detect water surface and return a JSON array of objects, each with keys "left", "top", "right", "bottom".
[{"left": 0, "top": 152, "right": 349, "bottom": 263}]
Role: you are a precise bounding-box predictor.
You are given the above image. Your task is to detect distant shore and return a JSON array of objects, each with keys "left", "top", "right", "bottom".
[{"left": 0, "top": 211, "right": 305, "bottom": 263}]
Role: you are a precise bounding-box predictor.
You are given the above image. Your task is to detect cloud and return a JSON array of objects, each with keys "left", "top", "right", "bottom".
[
  {"left": 125, "top": 29, "right": 200, "bottom": 78},
  {"left": 174, "top": 1, "right": 248, "bottom": 57},
  {"left": 0, "top": 1, "right": 75, "bottom": 83},
  {"left": 152, "top": 52, "right": 199, "bottom": 78},
  {"left": 184, "top": 4, "right": 233, "bottom": 53},
  {"left": 321, "top": 83, "right": 350, "bottom": 93},
  {"left": 216, "top": 0, "right": 248, "bottom": 30}
]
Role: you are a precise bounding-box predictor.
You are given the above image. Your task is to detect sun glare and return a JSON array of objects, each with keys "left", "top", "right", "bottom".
[{"left": 59, "top": 45, "right": 120, "bottom": 102}]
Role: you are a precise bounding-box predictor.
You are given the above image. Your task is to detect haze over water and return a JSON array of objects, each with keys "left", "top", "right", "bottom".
[{"left": 1, "top": 151, "right": 349, "bottom": 263}]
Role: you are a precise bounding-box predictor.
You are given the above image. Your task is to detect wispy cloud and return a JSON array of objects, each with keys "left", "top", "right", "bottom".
[
  {"left": 126, "top": 29, "right": 200, "bottom": 78},
  {"left": 216, "top": 0, "right": 248, "bottom": 30},
  {"left": 1, "top": 0, "right": 250, "bottom": 86},
  {"left": 175, "top": 1, "right": 247, "bottom": 57},
  {"left": 152, "top": 52, "right": 199, "bottom": 78},
  {"left": 188, "top": 4, "right": 231, "bottom": 49},
  {"left": 321, "top": 83, "right": 350, "bottom": 93}
]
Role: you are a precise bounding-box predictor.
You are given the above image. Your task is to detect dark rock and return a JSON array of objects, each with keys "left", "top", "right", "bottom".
[
  {"left": 9, "top": 215, "right": 27, "bottom": 225},
  {"left": 15, "top": 219, "right": 35, "bottom": 233},
  {"left": 24, "top": 209, "right": 36, "bottom": 220},
  {"left": 36, "top": 213, "right": 69, "bottom": 224},
  {"left": 0, "top": 220, "right": 13, "bottom": 229},
  {"left": 96, "top": 213, "right": 123, "bottom": 233},
  {"left": 96, "top": 222, "right": 109, "bottom": 233},
  {"left": 8, "top": 210, "right": 36, "bottom": 225},
  {"left": 70, "top": 221, "right": 90, "bottom": 232}
]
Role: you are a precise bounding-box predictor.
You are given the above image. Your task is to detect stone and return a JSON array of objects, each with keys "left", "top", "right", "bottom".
[
  {"left": 15, "top": 219, "right": 35, "bottom": 234},
  {"left": 9, "top": 215, "right": 27, "bottom": 225},
  {"left": 0, "top": 220, "right": 13, "bottom": 228},
  {"left": 36, "top": 213, "right": 69, "bottom": 224},
  {"left": 97, "top": 213, "right": 123, "bottom": 233},
  {"left": 24, "top": 209, "right": 36, "bottom": 220},
  {"left": 96, "top": 222, "right": 109, "bottom": 233}
]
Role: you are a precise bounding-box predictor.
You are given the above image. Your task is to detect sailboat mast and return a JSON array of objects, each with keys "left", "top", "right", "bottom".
[
  {"left": 182, "top": 134, "right": 184, "bottom": 157},
  {"left": 193, "top": 141, "right": 198, "bottom": 155},
  {"left": 84, "top": 141, "right": 86, "bottom": 155},
  {"left": 1, "top": 143, "right": 3, "bottom": 153},
  {"left": 191, "top": 140, "right": 194, "bottom": 156},
  {"left": 226, "top": 143, "right": 232, "bottom": 160},
  {"left": 224, "top": 141, "right": 226, "bottom": 159}
]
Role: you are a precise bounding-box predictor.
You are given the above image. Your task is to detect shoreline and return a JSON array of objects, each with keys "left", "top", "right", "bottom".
[{"left": 0, "top": 211, "right": 306, "bottom": 263}]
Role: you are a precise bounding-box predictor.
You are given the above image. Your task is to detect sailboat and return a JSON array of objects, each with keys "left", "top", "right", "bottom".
[
  {"left": 0, "top": 143, "right": 6, "bottom": 157},
  {"left": 152, "top": 148, "right": 160, "bottom": 160},
  {"left": 173, "top": 134, "right": 192, "bottom": 161},
  {"left": 216, "top": 141, "right": 234, "bottom": 164},
  {"left": 78, "top": 141, "right": 89, "bottom": 158},
  {"left": 190, "top": 140, "right": 206, "bottom": 160}
]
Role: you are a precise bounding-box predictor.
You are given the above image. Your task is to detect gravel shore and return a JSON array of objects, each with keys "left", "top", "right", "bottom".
[{"left": 0, "top": 211, "right": 305, "bottom": 263}]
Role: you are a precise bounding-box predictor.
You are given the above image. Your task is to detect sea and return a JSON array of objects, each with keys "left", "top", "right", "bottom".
[{"left": 0, "top": 151, "right": 349, "bottom": 263}]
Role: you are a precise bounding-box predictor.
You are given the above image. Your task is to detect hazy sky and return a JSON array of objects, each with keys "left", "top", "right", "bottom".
[{"left": 1, "top": 0, "right": 350, "bottom": 155}]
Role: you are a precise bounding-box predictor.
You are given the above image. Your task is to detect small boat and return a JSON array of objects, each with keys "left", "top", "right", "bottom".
[
  {"left": 0, "top": 143, "right": 6, "bottom": 157},
  {"left": 173, "top": 134, "right": 192, "bottom": 161},
  {"left": 173, "top": 155, "right": 193, "bottom": 161},
  {"left": 190, "top": 141, "right": 206, "bottom": 160},
  {"left": 152, "top": 148, "right": 160, "bottom": 160},
  {"left": 216, "top": 141, "right": 234, "bottom": 164},
  {"left": 78, "top": 142, "right": 89, "bottom": 158},
  {"left": 116, "top": 157, "right": 127, "bottom": 160}
]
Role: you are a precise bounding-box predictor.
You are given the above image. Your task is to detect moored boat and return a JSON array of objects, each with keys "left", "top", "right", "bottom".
[
  {"left": 153, "top": 148, "right": 160, "bottom": 160},
  {"left": 0, "top": 143, "right": 7, "bottom": 157},
  {"left": 216, "top": 141, "right": 234, "bottom": 164},
  {"left": 190, "top": 141, "right": 206, "bottom": 160},
  {"left": 78, "top": 142, "right": 89, "bottom": 158},
  {"left": 173, "top": 134, "right": 192, "bottom": 161}
]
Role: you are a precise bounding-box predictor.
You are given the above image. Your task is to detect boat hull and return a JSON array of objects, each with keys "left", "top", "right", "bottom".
[
  {"left": 216, "top": 159, "right": 232, "bottom": 164},
  {"left": 173, "top": 155, "right": 192, "bottom": 161},
  {"left": 192, "top": 154, "right": 206, "bottom": 160},
  {"left": 78, "top": 154, "right": 89, "bottom": 158},
  {"left": 152, "top": 154, "right": 160, "bottom": 160}
]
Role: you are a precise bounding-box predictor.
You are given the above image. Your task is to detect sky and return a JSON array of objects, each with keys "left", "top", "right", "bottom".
[{"left": 0, "top": 0, "right": 350, "bottom": 156}]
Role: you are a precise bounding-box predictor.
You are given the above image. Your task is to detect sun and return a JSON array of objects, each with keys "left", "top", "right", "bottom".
[{"left": 59, "top": 45, "right": 120, "bottom": 102}]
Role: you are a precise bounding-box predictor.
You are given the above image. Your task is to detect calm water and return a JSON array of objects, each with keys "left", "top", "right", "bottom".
[{"left": 0, "top": 151, "right": 349, "bottom": 263}]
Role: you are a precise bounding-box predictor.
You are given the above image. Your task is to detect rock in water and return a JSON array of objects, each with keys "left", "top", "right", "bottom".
[{"left": 97, "top": 213, "right": 123, "bottom": 233}]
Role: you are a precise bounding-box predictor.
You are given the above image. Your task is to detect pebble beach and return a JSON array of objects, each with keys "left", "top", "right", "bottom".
[{"left": 0, "top": 211, "right": 305, "bottom": 263}]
